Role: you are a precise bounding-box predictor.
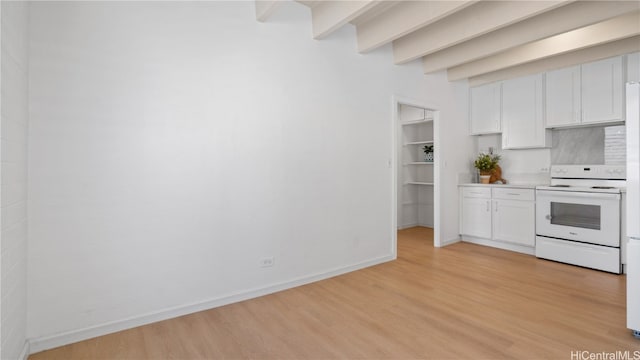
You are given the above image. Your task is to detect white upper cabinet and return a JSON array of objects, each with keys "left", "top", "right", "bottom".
[
  {"left": 545, "top": 56, "right": 624, "bottom": 128},
  {"left": 473, "top": 55, "right": 628, "bottom": 134},
  {"left": 501, "top": 73, "right": 550, "bottom": 149},
  {"left": 582, "top": 56, "right": 624, "bottom": 124},
  {"left": 545, "top": 65, "right": 581, "bottom": 128},
  {"left": 470, "top": 82, "right": 501, "bottom": 135}
]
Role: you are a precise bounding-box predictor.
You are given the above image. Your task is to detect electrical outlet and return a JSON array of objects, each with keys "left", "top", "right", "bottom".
[
  {"left": 260, "top": 257, "right": 275, "bottom": 268},
  {"left": 540, "top": 167, "right": 549, "bottom": 173}
]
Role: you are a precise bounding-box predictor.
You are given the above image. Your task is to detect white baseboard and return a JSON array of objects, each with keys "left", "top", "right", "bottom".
[
  {"left": 398, "top": 223, "right": 418, "bottom": 230},
  {"left": 398, "top": 223, "right": 434, "bottom": 230},
  {"left": 28, "top": 254, "right": 394, "bottom": 355},
  {"left": 440, "top": 237, "right": 461, "bottom": 247},
  {"left": 462, "top": 235, "right": 535, "bottom": 255},
  {"left": 19, "top": 340, "right": 30, "bottom": 360}
]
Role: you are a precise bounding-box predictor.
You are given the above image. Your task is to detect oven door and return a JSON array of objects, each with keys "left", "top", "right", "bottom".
[{"left": 536, "top": 190, "right": 620, "bottom": 247}]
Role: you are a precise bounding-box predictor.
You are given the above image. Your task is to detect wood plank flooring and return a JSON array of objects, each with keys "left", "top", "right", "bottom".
[{"left": 30, "top": 227, "right": 640, "bottom": 359}]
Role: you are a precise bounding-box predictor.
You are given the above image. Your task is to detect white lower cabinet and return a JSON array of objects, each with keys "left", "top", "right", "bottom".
[
  {"left": 461, "top": 197, "right": 492, "bottom": 239},
  {"left": 460, "top": 186, "right": 535, "bottom": 253},
  {"left": 492, "top": 188, "right": 535, "bottom": 247}
]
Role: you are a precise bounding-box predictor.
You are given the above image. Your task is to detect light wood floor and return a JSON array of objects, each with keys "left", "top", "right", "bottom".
[{"left": 30, "top": 227, "right": 640, "bottom": 359}]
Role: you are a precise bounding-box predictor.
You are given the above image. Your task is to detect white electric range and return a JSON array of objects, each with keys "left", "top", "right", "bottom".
[{"left": 535, "top": 165, "right": 626, "bottom": 274}]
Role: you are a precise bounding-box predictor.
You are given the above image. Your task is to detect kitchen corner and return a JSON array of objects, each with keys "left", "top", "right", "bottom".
[{"left": 459, "top": 54, "right": 637, "bottom": 282}]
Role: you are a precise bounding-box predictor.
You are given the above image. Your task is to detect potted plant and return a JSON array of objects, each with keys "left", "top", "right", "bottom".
[
  {"left": 474, "top": 152, "right": 501, "bottom": 184},
  {"left": 422, "top": 144, "right": 434, "bottom": 162}
]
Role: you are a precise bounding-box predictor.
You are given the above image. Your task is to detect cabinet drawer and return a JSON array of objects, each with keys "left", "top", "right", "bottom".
[
  {"left": 462, "top": 187, "right": 491, "bottom": 198},
  {"left": 536, "top": 236, "right": 621, "bottom": 273},
  {"left": 492, "top": 188, "right": 534, "bottom": 201}
]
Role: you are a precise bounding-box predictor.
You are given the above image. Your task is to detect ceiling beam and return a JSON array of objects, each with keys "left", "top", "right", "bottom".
[
  {"left": 468, "top": 36, "right": 640, "bottom": 87},
  {"left": 296, "top": 1, "right": 320, "bottom": 8},
  {"left": 311, "top": 1, "right": 382, "bottom": 40},
  {"left": 393, "top": 1, "right": 570, "bottom": 65},
  {"left": 355, "top": 1, "right": 476, "bottom": 54},
  {"left": 349, "top": 1, "right": 399, "bottom": 27},
  {"left": 448, "top": 11, "right": 640, "bottom": 81},
  {"left": 255, "top": 0, "right": 283, "bottom": 22},
  {"left": 423, "top": 1, "right": 640, "bottom": 74}
]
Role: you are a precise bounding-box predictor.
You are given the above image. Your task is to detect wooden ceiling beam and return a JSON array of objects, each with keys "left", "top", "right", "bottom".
[
  {"left": 423, "top": 1, "right": 640, "bottom": 74},
  {"left": 448, "top": 11, "right": 640, "bottom": 81},
  {"left": 311, "top": 0, "right": 382, "bottom": 40},
  {"left": 393, "top": 1, "right": 570, "bottom": 65},
  {"left": 355, "top": 1, "right": 476, "bottom": 54}
]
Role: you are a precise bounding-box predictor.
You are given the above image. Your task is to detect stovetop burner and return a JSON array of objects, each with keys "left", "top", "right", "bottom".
[{"left": 539, "top": 165, "right": 626, "bottom": 194}]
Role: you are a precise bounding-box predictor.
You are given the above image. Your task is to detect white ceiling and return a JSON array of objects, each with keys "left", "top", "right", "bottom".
[{"left": 256, "top": 0, "right": 640, "bottom": 85}]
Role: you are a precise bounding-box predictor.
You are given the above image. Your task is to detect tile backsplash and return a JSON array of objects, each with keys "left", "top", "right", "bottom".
[
  {"left": 604, "top": 125, "right": 626, "bottom": 165},
  {"left": 551, "top": 127, "right": 604, "bottom": 164},
  {"left": 550, "top": 125, "right": 626, "bottom": 165}
]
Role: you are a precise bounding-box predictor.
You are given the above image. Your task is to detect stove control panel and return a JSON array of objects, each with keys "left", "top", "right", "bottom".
[{"left": 550, "top": 165, "right": 626, "bottom": 180}]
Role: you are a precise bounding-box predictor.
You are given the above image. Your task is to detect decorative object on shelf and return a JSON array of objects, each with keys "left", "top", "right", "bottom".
[
  {"left": 474, "top": 152, "right": 502, "bottom": 184},
  {"left": 489, "top": 165, "right": 507, "bottom": 184},
  {"left": 422, "top": 144, "right": 434, "bottom": 162}
]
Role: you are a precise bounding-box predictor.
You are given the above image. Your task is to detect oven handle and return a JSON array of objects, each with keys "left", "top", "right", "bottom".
[{"left": 536, "top": 190, "right": 620, "bottom": 200}]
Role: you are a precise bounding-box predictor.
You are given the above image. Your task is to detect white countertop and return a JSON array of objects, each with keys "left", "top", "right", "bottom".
[{"left": 458, "top": 183, "right": 544, "bottom": 189}]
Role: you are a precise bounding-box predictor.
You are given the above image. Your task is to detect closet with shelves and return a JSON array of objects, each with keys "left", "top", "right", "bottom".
[{"left": 398, "top": 104, "right": 434, "bottom": 229}]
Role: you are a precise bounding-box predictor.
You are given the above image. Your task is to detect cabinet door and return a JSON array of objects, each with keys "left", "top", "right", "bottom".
[
  {"left": 470, "top": 82, "right": 501, "bottom": 135},
  {"left": 545, "top": 65, "right": 581, "bottom": 128},
  {"left": 461, "top": 197, "right": 492, "bottom": 239},
  {"left": 582, "top": 56, "right": 624, "bottom": 124},
  {"left": 492, "top": 199, "right": 535, "bottom": 247},
  {"left": 502, "top": 74, "right": 549, "bottom": 149}
]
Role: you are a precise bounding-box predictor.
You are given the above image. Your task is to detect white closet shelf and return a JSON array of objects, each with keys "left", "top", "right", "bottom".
[
  {"left": 405, "top": 182, "right": 434, "bottom": 186},
  {"left": 401, "top": 118, "right": 434, "bottom": 126},
  {"left": 405, "top": 162, "right": 434, "bottom": 165},
  {"left": 404, "top": 140, "right": 434, "bottom": 146}
]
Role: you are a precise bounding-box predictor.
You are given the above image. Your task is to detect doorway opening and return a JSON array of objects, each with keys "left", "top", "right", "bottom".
[{"left": 392, "top": 98, "right": 441, "bottom": 256}]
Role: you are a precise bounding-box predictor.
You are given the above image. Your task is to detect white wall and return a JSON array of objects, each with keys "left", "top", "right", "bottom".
[
  {"left": 475, "top": 134, "right": 550, "bottom": 184},
  {"left": 26, "top": 1, "right": 462, "bottom": 348},
  {"left": 429, "top": 72, "right": 472, "bottom": 245},
  {"left": 476, "top": 135, "right": 550, "bottom": 174},
  {"left": 1, "top": 1, "right": 29, "bottom": 359}
]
